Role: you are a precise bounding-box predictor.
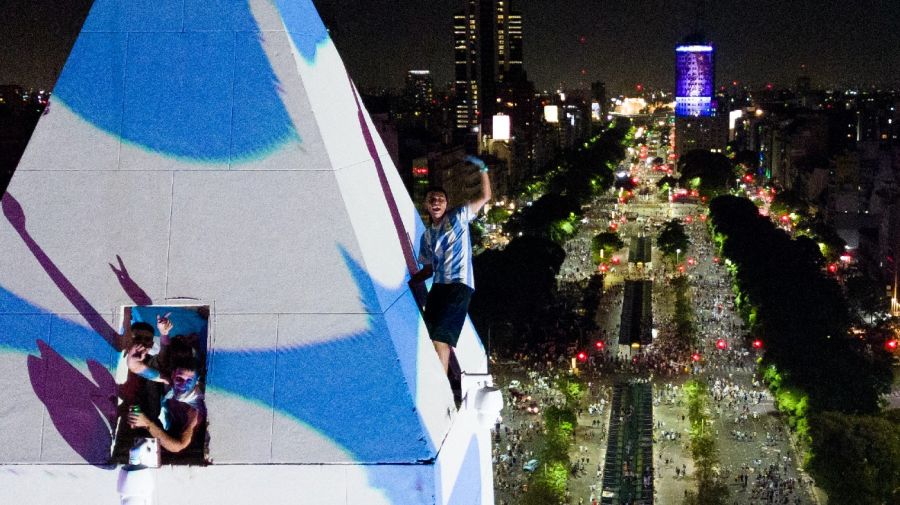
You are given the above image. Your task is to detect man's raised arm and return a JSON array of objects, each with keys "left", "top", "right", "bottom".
[{"left": 465, "top": 155, "right": 492, "bottom": 214}]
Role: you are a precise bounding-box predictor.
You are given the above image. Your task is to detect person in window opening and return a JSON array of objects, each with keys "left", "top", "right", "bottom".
[
  {"left": 125, "top": 313, "right": 173, "bottom": 387},
  {"left": 410, "top": 155, "right": 492, "bottom": 374},
  {"left": 127, "top": 345, "right": 205, "bottom": 455},
  {"left": 120, "top": 314, "right": 173, "bottom": 424}
]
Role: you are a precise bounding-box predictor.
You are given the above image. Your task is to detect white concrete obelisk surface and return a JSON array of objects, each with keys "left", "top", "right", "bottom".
[{"left": 0, "top": 1, "right": 497, "bottom": 503}]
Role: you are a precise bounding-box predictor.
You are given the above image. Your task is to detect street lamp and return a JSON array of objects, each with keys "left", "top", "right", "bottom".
[{"left": 676, "top": 248, "right": 681, "bottom": 265}]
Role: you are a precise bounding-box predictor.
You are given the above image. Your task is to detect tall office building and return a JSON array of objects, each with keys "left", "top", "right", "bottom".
[
  {"left": 502, "top": 8, "right": 524, "bottom": 82},
  {"left": 453, "top": 0, "right": 525, "bottom": 136},
  {"left": 674, "top": 33, "right": 726, "bottom": 155},
  {"left": 675, "top": 38, "right": 715, "bottom": 117},
  {"left": 404, "top": 70, "right": 434, "bottom": 116},
  {"left": 453, "top": 8, "right": 478, "bottom": 132}
]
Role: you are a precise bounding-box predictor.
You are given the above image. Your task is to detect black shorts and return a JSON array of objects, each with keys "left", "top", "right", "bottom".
[{"left": 424, "top": 282, "right": 473, "bottom": 347}]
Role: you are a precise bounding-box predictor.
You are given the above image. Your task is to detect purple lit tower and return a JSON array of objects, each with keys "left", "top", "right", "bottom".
[{"left": 675, "top": 37, "right": 715, "bottom": 117}]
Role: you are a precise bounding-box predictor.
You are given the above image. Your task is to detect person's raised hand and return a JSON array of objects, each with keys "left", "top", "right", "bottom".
[
  {"left": 127, "top": 343, "right": 149, "bottom": 362},
  {"left": 464, "top": 155, "right": 487, "bottom": 172},
  {"left": 157, "top": 312, "right": 173, "bottom": 336}
]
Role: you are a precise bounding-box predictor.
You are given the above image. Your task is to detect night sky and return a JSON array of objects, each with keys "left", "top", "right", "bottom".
[{"left": 2, "top": 0, "right": 899, "bottom": 94}]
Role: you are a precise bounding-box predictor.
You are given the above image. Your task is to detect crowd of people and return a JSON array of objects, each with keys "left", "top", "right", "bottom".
[
  {"left": 488, "top": 160, "right": 818, "bottom": 503},
  {"left": 663, "top": 208, "right": 815, "bottom": 504}
]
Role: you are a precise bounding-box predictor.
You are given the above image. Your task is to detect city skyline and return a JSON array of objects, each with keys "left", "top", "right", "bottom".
[{"left": 2, "top": 0, "right": 899, "bottom": 93}]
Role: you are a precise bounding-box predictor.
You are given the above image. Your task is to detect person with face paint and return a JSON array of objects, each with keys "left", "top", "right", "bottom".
[{"left": 128, "top": 336, "right": 205, "bottom": 456}]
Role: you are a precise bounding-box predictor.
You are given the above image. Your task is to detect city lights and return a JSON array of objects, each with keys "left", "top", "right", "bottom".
[{"left": 3, "top": 0, "right": 900, "bottom": 502}]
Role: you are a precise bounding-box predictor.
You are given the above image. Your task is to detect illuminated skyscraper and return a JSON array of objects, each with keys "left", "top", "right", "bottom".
[
  {"left": 503, "top": 8, "right": 524, "bottom": 82},
  {"left": 453, "top": 0, "right": 525, "bottom": 135},
  {"left": 404, "top": 69, "right": 434, "bottom": 117},
  {"left": 674, "top": 33, "right": 726, "bottom": 154},
  {"left": 453, "top": 6, "right": 478, "bottom": 132},
  {"left": 675, "top": 38, "right": 715, "bottom": 117}
]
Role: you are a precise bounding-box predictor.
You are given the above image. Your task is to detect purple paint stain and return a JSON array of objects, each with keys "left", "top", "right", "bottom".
[
  {"left": 347, "top": 77, "right": 417, "bottom": 273},
  {"left": 347, "top": 77, "right": 428, "bottom": 307}
]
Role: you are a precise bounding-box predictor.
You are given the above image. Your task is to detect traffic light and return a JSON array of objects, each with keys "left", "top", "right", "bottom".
[
  {"left": 885, "top": 339, "right": 898, "bottom": 352},
  {"left": 595, "top": 341, "right": 605, "bottom": 350},
  {"left": 576, "top": 351, "right": 588, "bottom": 362},
  {"left": 715, "top": 338, "right": 727, "bottom": 350},
  {"left": 752, "top": 339, "right": 763, "bottom": 350},
  {"left": 691, "top": 352, "right": 701, "bottom": 362}
]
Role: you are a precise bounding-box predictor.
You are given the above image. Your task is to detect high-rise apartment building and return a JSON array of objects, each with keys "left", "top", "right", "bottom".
[{"left": 453, "top": 0, "right": 525, "bottom": 136}]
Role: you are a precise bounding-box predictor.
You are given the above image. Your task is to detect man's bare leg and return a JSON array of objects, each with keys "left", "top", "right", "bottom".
[{"left": 433, "top": 340, "right": 451, "bottom": 374}]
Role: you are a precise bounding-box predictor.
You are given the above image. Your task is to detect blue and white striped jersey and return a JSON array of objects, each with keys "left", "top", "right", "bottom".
[{"left": 418, "top": 205, "right": 477, "bottom": 289}]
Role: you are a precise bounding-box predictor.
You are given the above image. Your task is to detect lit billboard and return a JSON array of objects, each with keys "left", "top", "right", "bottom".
[
  {"left": 492, "top": 114, "right": 511, "bottom": 140},
  {"left": 728, "top": 109, "right": 744, "bottom": 131},
  {"left": 544, "top": 105, "right": 559, "bottom": 123}
]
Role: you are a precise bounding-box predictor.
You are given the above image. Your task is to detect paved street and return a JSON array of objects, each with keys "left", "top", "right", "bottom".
[{"left": 492, "top": 128, "right": 822, "bottom": 504}]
